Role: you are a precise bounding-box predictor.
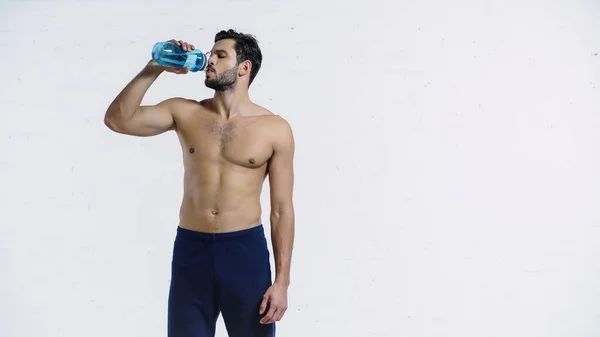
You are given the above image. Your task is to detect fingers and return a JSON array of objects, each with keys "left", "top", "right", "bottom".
[
  {"left": 171, "top": 39, "right": 195, "bottom": 52},
  {"left": 158, "top": 39, "right": 193, "bottom": 74},
  {"left": 260, "top": 307, "right": 278, "bottom": 324},
  {"left": 180, "top": 40, "right": 190, "bottom": 51},
  {"left": 259, "top": 293, "right": 269, "bottom": 315},
  {"left": 258, "top": 285, "right": 289, "bottom": 324},
  {"left": 259, "top": 299, "right": 288, "bottom": 324},
  {"left": 274, "top": 308, "right": 287, "bottom": 321},
  {"left": 260, "top": 307, "right": 287, "bottom": 324},
  {"left": 169, "top": 67, "right": 186, "bottom": 74}
]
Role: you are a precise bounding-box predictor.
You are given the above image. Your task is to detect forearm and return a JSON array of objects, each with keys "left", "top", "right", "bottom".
[
  {"left": 105, "top": 60, "right": 164, "bottom": 123},
  {"left": 270, "top": 209, "right": 295, "bottom": 286}
]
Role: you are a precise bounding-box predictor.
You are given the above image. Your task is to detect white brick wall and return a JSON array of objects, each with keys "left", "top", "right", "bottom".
[{"left": 2, "top": 0, "right": 600, "bottom": 336}]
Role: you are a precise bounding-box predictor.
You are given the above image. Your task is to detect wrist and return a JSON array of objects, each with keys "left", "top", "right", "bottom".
[
  {"left": 274, "top": 277, "right": 290, "bottom": 287},
  {"left": 145, "top": 60, "right": 165, "bottom": 74}
]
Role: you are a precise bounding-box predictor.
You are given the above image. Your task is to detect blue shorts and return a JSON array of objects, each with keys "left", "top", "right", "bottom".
[{"left": 167, "top": 225, "right": 275, "bottom": 337}]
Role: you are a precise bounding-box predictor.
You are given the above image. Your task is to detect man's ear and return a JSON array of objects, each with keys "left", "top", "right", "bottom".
[{"left": 238, "top": 60, "right": 252, "bottom": 77}]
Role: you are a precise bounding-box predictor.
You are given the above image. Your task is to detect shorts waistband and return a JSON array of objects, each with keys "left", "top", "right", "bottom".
[{"left": 176, "top": 224, "right": 265, "bottom": 241}]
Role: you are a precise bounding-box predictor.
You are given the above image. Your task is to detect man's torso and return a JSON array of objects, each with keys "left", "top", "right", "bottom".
[{"left": 170, "top": 98, "right": 280, "bottom": 233}]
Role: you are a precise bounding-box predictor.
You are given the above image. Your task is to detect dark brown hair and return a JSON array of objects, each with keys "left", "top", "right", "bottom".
[{"left": 215, "top": 29, "right": 262, "bottom": 85}]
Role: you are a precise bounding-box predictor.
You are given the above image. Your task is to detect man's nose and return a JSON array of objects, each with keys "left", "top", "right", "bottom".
[{"left": 207, "top": 53, "right": 217, "bottom": 65}]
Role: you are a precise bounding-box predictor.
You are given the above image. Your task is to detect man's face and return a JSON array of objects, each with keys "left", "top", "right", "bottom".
[{"left": 205, "top": 39, "right": 239, "bottom": 92}]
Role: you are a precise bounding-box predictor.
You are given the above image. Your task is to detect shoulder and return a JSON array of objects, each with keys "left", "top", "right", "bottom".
[
  {"left": 271, "top": 115, "right": 293, "bottom": 138},
  {"left": 262, "top": 113, "right": 294, "bottom": 150},
  {"left": 253, "top": 109, "right": 293, "bottom": 143},
  {"left": 163, "top": 97, "right": 210, "bottom": 119},
  {"left": 158, "top": 96, "right": 201, "bottom": 113},
  {"left": 254, "top": 105, "right": 292, "bottom": 131},
  {"left": 160, "top": 96, "right": 196, "bottom": 107}
]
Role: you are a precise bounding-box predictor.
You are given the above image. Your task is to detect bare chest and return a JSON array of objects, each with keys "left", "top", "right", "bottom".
[{"left": 176, "top": 116, "right": 273, "bottom": 168}]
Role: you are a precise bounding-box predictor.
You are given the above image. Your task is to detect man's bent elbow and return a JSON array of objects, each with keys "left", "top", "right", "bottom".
[
  {"left": 104, "top": 114, "right": 122, "bottom": 133},
  {"left": 104, "top": 108, "right": 121, "bottom": 129}
]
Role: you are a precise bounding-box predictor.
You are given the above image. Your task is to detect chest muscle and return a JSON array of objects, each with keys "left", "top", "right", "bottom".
[{"left": 178, "top": 117, "right": 272, "bottom": 168}]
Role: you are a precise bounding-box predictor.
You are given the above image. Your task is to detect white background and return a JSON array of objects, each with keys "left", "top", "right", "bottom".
[{"left": 2, "top": 0, "right": 600, "bottom": 336}]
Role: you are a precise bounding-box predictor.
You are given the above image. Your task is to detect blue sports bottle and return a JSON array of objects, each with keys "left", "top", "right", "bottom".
[{"left": 151, "top": 41, "right": 207, "bottom": 72}]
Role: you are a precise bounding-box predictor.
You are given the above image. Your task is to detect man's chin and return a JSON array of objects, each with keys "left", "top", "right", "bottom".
[
  {"left": 205, "top": 81, "right": 235, "bottom": 92},
  {"left": 204, "top": 80, "right": 217, "bottom": 90}
]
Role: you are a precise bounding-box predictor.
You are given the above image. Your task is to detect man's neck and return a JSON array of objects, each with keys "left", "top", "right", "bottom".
[{"left": 211, "top": 88, "right": 251, "bottom": 119}]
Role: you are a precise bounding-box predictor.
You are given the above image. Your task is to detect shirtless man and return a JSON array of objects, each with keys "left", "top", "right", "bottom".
[{"left": 103, "top": 29, "right": 295, "bottom": 337}]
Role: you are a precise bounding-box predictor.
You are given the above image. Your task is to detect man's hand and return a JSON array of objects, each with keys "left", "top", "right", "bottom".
[
  {"left": 149, "top": 39, "right": 195, "bottom": 74},
  {"left": 259, "top": 282, "right": 288, "bottom": 324}
]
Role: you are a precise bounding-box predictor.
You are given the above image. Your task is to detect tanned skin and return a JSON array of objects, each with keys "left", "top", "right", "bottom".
[{"left": 104, "top": 38, "right": 294, "bottom": 324}]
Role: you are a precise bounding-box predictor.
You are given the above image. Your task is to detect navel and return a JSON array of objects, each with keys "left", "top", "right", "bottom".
[
  {"left": 249, "top": 158, "right": 255, "bottom": 164},
  {"left": 189, "top": 147, "right": 195, "bottom": 154}
]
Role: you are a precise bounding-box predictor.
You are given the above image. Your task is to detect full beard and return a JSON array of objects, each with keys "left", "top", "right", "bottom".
[{"left": 205, "top": 66, "right": 238, "bottom": 92}]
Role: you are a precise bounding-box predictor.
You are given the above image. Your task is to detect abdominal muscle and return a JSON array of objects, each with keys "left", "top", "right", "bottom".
[{"left": 177, "top": 159, "right": 267, "bottom": 233}]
